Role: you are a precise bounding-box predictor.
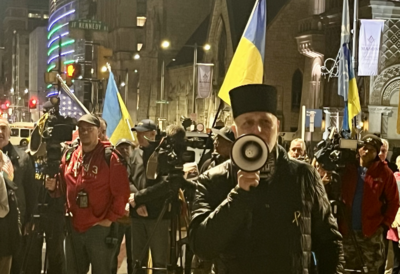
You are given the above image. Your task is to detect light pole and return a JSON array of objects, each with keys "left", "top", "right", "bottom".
[{"left": 159, "top": 40, "right": 170, "bottom": 128}]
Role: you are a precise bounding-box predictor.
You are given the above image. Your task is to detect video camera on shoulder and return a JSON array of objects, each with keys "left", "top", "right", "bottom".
[
  {"left": 314, "top": 127, "right": 362, "bottom": 172},
  {"left": 30, "top": 96, "right": 76, "bottom": 177},
  {"left": 146, "top": 125, "right": 195, "bottom": 180}
]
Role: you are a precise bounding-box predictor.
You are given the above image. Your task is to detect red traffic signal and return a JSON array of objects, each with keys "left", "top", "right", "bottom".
[
  {"left": 29, "top": 98, "right": 38, "bottom": 109},
  {"left": 66, "top": 64, "right": 75, "bottom": 77},
  {"left": 65, "top": 63, "right": 82, "bottom": 79}
]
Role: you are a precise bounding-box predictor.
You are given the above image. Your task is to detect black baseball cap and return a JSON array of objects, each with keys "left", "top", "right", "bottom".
[
  {"left": 361, "top": 134, "right": 383, "bottom": 153},
  {"left": 78, "top": 114, "right": 100, "bottom": 127},
  {"left": 212, "top": 127, "right": 235, "bottom": 142},
  {"left": 132, "top": 119, "right": 157, "bottom": 132},
  {"left": 116, "top": 138, "right": 135, "bottom": 147}
]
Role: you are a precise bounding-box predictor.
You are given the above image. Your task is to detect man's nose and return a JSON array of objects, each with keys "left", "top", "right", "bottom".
[{"left": 251, "top": 124, "right": 262, "bottom": 134}]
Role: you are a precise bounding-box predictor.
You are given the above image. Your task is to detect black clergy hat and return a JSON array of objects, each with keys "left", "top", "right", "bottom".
[{"left": 229, "top": 84, "right": 277, "bottom": 119}]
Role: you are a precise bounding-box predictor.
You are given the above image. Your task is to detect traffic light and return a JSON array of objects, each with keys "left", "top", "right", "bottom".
[
  {"left": 65, "top": 63, "right": 82, "bottom": 86},
  {"left": 29, "top": 98, "right": 38, "bottom": 109},
  {"left": 66, "top": 63, "right": 82, "bottom": 79},
  {"left": 1, "top": 100, "right": 10, "bottom": 110},
  {"left": 97, "top": 46, "right": 113, "bottom": 77}
]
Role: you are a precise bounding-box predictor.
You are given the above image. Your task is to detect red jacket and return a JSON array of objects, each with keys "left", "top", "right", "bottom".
[
  {"left": 61, "top": 141, "right": 130, "bottom": 232},
  {"left": 340, "top": 160, "right": 399, "bottom": 237}
]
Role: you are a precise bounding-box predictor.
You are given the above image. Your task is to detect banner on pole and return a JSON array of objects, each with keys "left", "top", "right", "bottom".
[
  {"left": 358, "top": 19, "right": 384, "bottom": 76},
  {"left": 197, "top": 64, "right": 213, "bottom": 99}
]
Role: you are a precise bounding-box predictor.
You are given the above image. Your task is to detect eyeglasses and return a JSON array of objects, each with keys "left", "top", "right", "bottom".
[{"left": 78, "top": 126, "right": 95, "bottom": 133}]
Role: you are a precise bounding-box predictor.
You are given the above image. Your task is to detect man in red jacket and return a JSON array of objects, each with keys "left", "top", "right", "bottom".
[
  {"left": 46, "top": 114, "right": 130, "bottom": 274},
  {"left": 340, "top": 134, "right": 399, "bottom": 273}
]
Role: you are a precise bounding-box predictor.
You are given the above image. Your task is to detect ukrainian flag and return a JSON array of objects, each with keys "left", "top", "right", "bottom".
[
  {"left": 102, "top": 71, "right": 135, "bottom": 145},
  {"left": 338, "top": 0, "right": 361, "bottom": 132},
  {"left": 218, "top": 0, "right": 266, "bottom": 105},
  {"left": 344, "top": 45, "right": 361, "bottom": 131}
]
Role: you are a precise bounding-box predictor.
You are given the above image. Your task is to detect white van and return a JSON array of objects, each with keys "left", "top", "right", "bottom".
[{"left": 10, "top": 122, "right": 35, "bottom": 147}]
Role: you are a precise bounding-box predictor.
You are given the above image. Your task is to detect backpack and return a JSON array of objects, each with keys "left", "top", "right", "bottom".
[
  {"left": 64, "top": 145, "right": 126, "bottom": 168},
  {"left": 0, "top": 177, "right": 21, "bottom": 257}
]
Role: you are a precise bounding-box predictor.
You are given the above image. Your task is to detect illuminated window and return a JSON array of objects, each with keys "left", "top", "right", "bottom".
[
  {"left": 137, "top": 17, "right": 146, "bottom": 27},
  {"left": 28, "top": 13, "right": 42, "bottom": 19},
  {"left": 137, "top": 43, "right": 143, "bottom": 51}
]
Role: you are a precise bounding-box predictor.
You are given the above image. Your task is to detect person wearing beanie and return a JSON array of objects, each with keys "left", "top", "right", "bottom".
[
  {"left": 340, "top": 134, "right": 399, "bottom": 273},
  {"left": 189, "top": 84, "right": 344, "bottom": 274}
]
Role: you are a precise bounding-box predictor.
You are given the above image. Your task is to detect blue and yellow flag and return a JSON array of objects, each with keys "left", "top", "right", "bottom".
[
  {"left": 102, "top": 71, "right": 135, "bottom": 145},
  {"left": 218, "top": 0, "right": 266, "bottom": 105},
  {"left": 338, "top": 0, "right": 361, "bottom": 132},
  {"left": 345, "top": 45, "right": 361, "bottom": 131}
]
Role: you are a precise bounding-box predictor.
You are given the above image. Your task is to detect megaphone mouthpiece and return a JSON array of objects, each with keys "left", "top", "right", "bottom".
[{"left": 231, "top": 134, "right": 269, "bottom": 172}]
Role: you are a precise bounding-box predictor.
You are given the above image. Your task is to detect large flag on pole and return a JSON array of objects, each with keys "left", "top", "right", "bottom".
[
  {"left": 102, "top": 69, "right": 135, "bottom": 145},
  {"left": 218, "top": 0, "right": 266, "bottom": 105},
  {"left": 338, "top": 0, "right": 361, "bottom": 132}
]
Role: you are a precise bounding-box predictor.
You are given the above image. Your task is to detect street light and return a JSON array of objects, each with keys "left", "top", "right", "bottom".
[
  {"left": 120, "top": 82, "right": 126, "bottom": 87},
  {"left": 203, "top": 44, "right": 211, "bottom": 51},
  {"left": 161, "top": 40, "right": 170, "bottom": 49},
  {"left": 133, "top": 53, "right": 141, "bottom": 60},
  {"left": 10, "top": 88, "right": 14, "bottom": 94},
  {"left": 101, "top": 65, "right": 108, "bottom": 72},
  {"left": 24, "top": 88, "right": 28, "bottom": 94}
]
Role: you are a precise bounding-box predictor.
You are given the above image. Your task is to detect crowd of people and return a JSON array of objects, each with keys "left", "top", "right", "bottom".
[{"left": 1, "top": 84, "right": 400, "bottom": 274}]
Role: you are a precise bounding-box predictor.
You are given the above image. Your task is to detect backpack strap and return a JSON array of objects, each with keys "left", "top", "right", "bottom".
[{"left": 104, "top": 146, "right": 127, "bottom": 168}]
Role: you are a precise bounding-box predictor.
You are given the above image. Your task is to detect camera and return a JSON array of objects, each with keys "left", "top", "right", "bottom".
[
  {"left": 314, "top": 127, "right": 360, "bottom": 172},
  {"left": 146, "top": 126, "right": 195, "bottom": 180},
  {"left": 30, "top": 97, "right": 76, "bottom": 177}
]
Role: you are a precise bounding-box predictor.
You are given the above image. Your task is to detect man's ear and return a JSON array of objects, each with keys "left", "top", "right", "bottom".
[{"left": 231, "top": 124, "right": 238, "bottom": 138}]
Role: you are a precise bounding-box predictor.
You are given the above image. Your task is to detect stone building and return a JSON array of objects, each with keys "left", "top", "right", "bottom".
[
  {"left": 1, "top": 0, "right": 48, "bottom": 98},
  {"left": 162, "top": 0, "right": 400, "bottom": 148},
  {"left": 96, "top": 0, "right": 212, "bottom": 125}
]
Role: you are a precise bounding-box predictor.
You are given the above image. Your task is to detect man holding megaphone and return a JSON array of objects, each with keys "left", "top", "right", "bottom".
[{"left": 189, "top": 84, "right": 344, "bottom": 274}]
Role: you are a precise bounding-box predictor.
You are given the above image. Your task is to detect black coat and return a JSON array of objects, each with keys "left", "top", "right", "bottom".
[
  {"left": 189, "top": 146, "right": 344, "bottom": 274},
  {"left": 2, "top": 142, "right": 36, "bottom": 225}
]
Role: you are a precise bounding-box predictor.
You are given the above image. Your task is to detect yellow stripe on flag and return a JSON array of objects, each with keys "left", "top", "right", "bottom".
[
  {"left": 218, "top": 38, "right": 264, "bottom": 105},
  {"left": 109, "top": 92, "right": 135, "bottom": 145},
  {"left": 348, "top": 78, "right": 361, "bottom": 132}
]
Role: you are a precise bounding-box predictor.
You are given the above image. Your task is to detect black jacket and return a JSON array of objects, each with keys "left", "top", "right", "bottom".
[
  {"left": 189, "top": 146, "right": 344, "bottom": 274},
  {"left": 2, "top": 142, "right": 36, "bottom": 225},
  {"left": 129, "top": 147, "right": 174, "bottom": 219}
]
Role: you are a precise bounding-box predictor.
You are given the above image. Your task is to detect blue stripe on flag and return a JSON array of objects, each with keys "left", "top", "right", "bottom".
[
  {"left": 102, "top": 71, "right": 122, "bottom": 138},
  {"left": 243, "top": 0, "right": 266, "bottom": 60}
]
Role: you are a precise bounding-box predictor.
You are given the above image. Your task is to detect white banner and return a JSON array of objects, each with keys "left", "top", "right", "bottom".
[
  {"left": 358, "top": 19, "right": 384, "bottom": 76},
  {"left": 197, "top": 64, "right": 213, "bottom": 98}
]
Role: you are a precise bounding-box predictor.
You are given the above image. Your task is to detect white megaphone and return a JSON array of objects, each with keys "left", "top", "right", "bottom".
[{"left": 231, "top": 134, "right": 269, "bottom": 172}]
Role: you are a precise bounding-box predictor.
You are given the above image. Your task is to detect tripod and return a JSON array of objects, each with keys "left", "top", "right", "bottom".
[
  {"left": 20, "top": 178, "right": 65, "bottom": 274},
  {"left": 329, "top": 172, "right": 368, "bottom": 274},
  {"left": 20, "top": 182, "right": 50, "bottom": 274},
  {"left": 132, "top": 173, "right": 189, "bottom": 274}
]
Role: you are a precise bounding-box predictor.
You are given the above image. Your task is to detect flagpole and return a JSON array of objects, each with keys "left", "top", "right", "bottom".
[{"left": 352, "top": 0, "right": 358, "bottom": 74}]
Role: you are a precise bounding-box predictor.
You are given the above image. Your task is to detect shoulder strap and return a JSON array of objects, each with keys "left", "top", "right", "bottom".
[
  {"left": 104, "top": 146, "right": 127, "bottom": 167},
  {"left": 63, "top": 146, "right": 77, "bottom": 166}
]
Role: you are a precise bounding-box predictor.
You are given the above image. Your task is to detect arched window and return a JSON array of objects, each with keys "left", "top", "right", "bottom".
[{"left": 291, "top": 69, "right": 303, "bottom": 111}]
